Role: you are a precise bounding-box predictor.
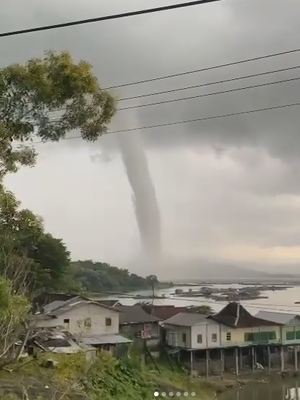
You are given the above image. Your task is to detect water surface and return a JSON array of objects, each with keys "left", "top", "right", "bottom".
[{"left": 218, "top": 378, "right": 300, "bottom": 400}]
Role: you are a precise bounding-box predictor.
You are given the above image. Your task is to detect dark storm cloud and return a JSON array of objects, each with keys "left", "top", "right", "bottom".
[
  {"left": 2, "top": 0, "right": 300, "bottom": 162},
  {"left": 4, "top": 0, "right": 300, "bottom": 268}
]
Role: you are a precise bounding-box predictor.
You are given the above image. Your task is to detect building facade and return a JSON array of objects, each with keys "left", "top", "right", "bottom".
[
  {"left": 163, "top": 312, "right": 221, "bottom": 349},
  {"left": 34, "top": 300, "right": 120, "bottom": 336}
]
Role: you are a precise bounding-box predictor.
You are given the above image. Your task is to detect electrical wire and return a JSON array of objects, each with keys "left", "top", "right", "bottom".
[
  {"left": 0, "top": 0, "right": 219, "bottom": 38},
  {"left": 165, "top": 296, "right": 300, "bottom": 313},
  {"left": 117, "top": 75, "right": 300, "bottom": 111},
  {"left": 118, "top": 64, "right": 300, "bottom": 102},
  {"left": 105, "top": 47, "right": 300, "bottom": 90},
  {"left": 29, "top": 100, "right": 300, "bottom": 145}
]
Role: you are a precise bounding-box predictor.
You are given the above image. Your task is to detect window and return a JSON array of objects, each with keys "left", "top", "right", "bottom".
[
  {"left": 246, "top": 331, "right": 277, "bottom": 343},
  {"left": 286, "top": 331, "right": 295, "bottom": 340},
  {"left": 84, "top": 318, "right": 92, "bottom": 327},
  {"left": 211, "top": 333, "right": 217, "bottom": 342},
  {"left": 197, "top": 334, "right": 202, "bottom": 344},
  {"left": 63, "top": 318, "right": 70, "bottom": 329},
  {"left": 182, "top": 333, "right": 186, "bottom": 343},
  {"left": 244, "top": 333, "right": 254, "bottom": 342},
  {"left": 226, "top": 332, "right": 231, "bottom": 341},
  {"left": 105, "top": 317, "right": 112, "bottom": 326}
]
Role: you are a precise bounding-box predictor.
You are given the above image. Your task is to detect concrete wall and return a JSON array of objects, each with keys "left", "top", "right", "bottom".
[
  {"left": 219, "top": 324, "right": 281, "bottom": 346},
  {"left": 164, "top": 325, "right": 191, "bottom": 349},
  {"left": 191, "top": 321, "right": 221, "bottom": 349},
  {"left": 35, "top": 303, "right": 120, "bottom": 336}
]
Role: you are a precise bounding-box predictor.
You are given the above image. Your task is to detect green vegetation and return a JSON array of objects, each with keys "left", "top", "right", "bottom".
[
  {"left": 69, "top": 260, "right": 159, "bottom": 293},
  {"left": 0, "top": 352, "right": 215, "bottom": 400},
  {"left": 0, "top": 51, "right": 188, "bottom": 399},
  {"left": 189, "top": 305, "right": 214, "bottom": 315}
]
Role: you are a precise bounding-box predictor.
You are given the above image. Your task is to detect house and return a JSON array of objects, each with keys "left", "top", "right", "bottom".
[
  {"left": 141, "top": 305, "right": 190, "bottom": 320},
  {"left": 27, "top": 327, "right": 96, "bottom": 360},
  {"left": 115, "top": 305, "right": 161, "bottom": 338},
  {"left": 162, "top": 312, "right": 221, "bottom": 349},
  {"left": 32, "top": 297, "right": 132, "bottom": 354},
  {"left": 208, "top": 302, "right": 282, "bottom": 346},
  {"left": 256, "top": 310, "right": 300, "bottom": 343},
  {"left": 32, "top": 292, "right": 88, "bottom": 313},
  {"left": 79, "top": 333, "right": 132, "bottom": 356},
  {"left": 34, "top": 297, "right": 121, "bottom": 336}
]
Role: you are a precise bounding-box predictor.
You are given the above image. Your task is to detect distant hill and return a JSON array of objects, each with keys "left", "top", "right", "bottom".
[{"left": 181, "top": 260, "right": 270, "bottom": 280}]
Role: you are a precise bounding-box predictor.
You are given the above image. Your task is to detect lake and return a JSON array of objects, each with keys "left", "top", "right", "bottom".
[
  {"left": 219, "top": 378, "right": 300, "bottom": 400},
  {"left": 107, "top": 284, "right": 300, "bottom": 314}
]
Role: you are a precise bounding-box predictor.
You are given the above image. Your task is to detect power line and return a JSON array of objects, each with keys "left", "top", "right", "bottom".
[
  {"left": 118, "top": 65, "right": 300, "bottom": 102},
  {"left": 32, "top": 100, "right": 300, "bottom": 145},
  {"left": 0, "top": 0, "right": 219, "bottom": 38},
  {"left": 118, "top": 75, "right": 300, "bottom": 111},
  {"left": 170, "top": 296, "right": 300, "bottom": 313},
  {"left": 106, "top": 48, "right": 300, "bottom": 90},
  {"left": 99, "top": 101, "right": 300, "bottom": 134},
  {"left": 32, "top": 66, "right": 300, "bottom": 116}
]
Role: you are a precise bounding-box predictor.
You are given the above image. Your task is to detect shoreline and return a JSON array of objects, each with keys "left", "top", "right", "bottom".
[{"left": 200, "top": 369, "right": 300, "bottom": 397}]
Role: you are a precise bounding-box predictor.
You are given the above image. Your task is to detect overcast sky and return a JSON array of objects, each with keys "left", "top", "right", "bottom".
[{"left": 2, "top": 0, "right": 300, "bottom": 277}]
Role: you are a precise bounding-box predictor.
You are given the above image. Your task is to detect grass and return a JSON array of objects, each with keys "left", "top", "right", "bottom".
[{"left": 0, "top": 353, "right": 216, "bottom": 400}]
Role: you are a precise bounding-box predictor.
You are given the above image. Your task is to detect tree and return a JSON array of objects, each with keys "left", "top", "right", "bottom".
[
  {"left": 146, "top": 275, "right": 158, "bottom": 283},
  {"left": 27, "top": 233, "right": 71, "bottom": 292},
  {"left": 0, "top": 275, "right": 30, "bottom": 368},
  {"left": 0, "top": 50, "right": 116, "bottom": 176},
  {"left": 0, "top": 51, "right": 116, "bottom": 368},
  {"left": 0, "top": 185, "right": 43, "bottom": 291}
]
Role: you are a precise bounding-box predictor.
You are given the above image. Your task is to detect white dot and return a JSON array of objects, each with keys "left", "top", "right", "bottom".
[
  {"left": 176, "top": 392, "right": 181, "bottom": 397},
  {"left": 169, "top": 392, "right": 174, "bottom": 397},
  {"left": 191, "top": 392, "right": 196, "bottom": 397},
  {"left": 162, "top": 393, "right": 166, "bottom": 397},
  {"left": 183, "top": 393, "right": 188, "bottom": 397},
  {"left": 154, "top": 392, "right": 159, "bottom": 397}
]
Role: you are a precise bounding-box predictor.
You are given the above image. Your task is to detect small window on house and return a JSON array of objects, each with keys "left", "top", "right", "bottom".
[
  {"left": 105, "top": 317, "right": 112, "bottom": 326},
  {"left": 182, "top": 333, "right": 186, "bottom": 342},
  {"left": 211, "top": 333, "right": 217, "bottom": 342},
  {"left": 226, "top": 332, "right": 231, "bottom": 341},
  {"left": 244, "top": 333, "right": 254, "bottom": 342},
  {"left": 63, "top": 318, "right": 70, "bottom": 329},
  {"left": 197, "top": 334, "right": 202, "bottom": 344},
  {"left": 84, "top": 318, "right": 92, "bottom": 327}
]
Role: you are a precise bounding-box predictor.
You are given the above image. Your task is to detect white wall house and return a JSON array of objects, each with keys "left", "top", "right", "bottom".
[
  {"left": 34, "top": 299, "right": 120, "bottom": 336},
  {"left": 163, "top": 313, "right": 221, "bottom": 350}
]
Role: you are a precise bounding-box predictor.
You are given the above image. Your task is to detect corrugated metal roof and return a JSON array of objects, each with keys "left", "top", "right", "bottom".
[
  {"left": 255, "top": 310, "right": 299, "bottom": 324},
  {"left": 46, "top": 299, "right": 120, "bottom": 317},
  {"left": 141, "top": 305, "right": 190, "bottom": 320},
  {"left": 163, "top": 312, "right": 208, "bottom": 327},
  {"left": 80, "top": 334, "right": 132, "bottom": 346},
  {"left": 43, "top": 300, "right": 66, "bottom": 313},
  {"left": 115, "top": 305, "right": 161, "bottom": 324}
]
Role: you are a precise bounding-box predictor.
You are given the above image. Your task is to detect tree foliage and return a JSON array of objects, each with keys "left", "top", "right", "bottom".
[
  {"left": 0, "top": 50, "right": 116, "bottom": 176},
  {"left": 189, "top": 305, "right": 214, "bottom": 315},
  {"left": 0, "top": 50, "right": 116, "bottom": 368},
  {"left": 0, "top": 49, "right": 116, "bottom": 292},
  {"left": 70, "top": 260, "right": 156, "bottom": 293}
]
